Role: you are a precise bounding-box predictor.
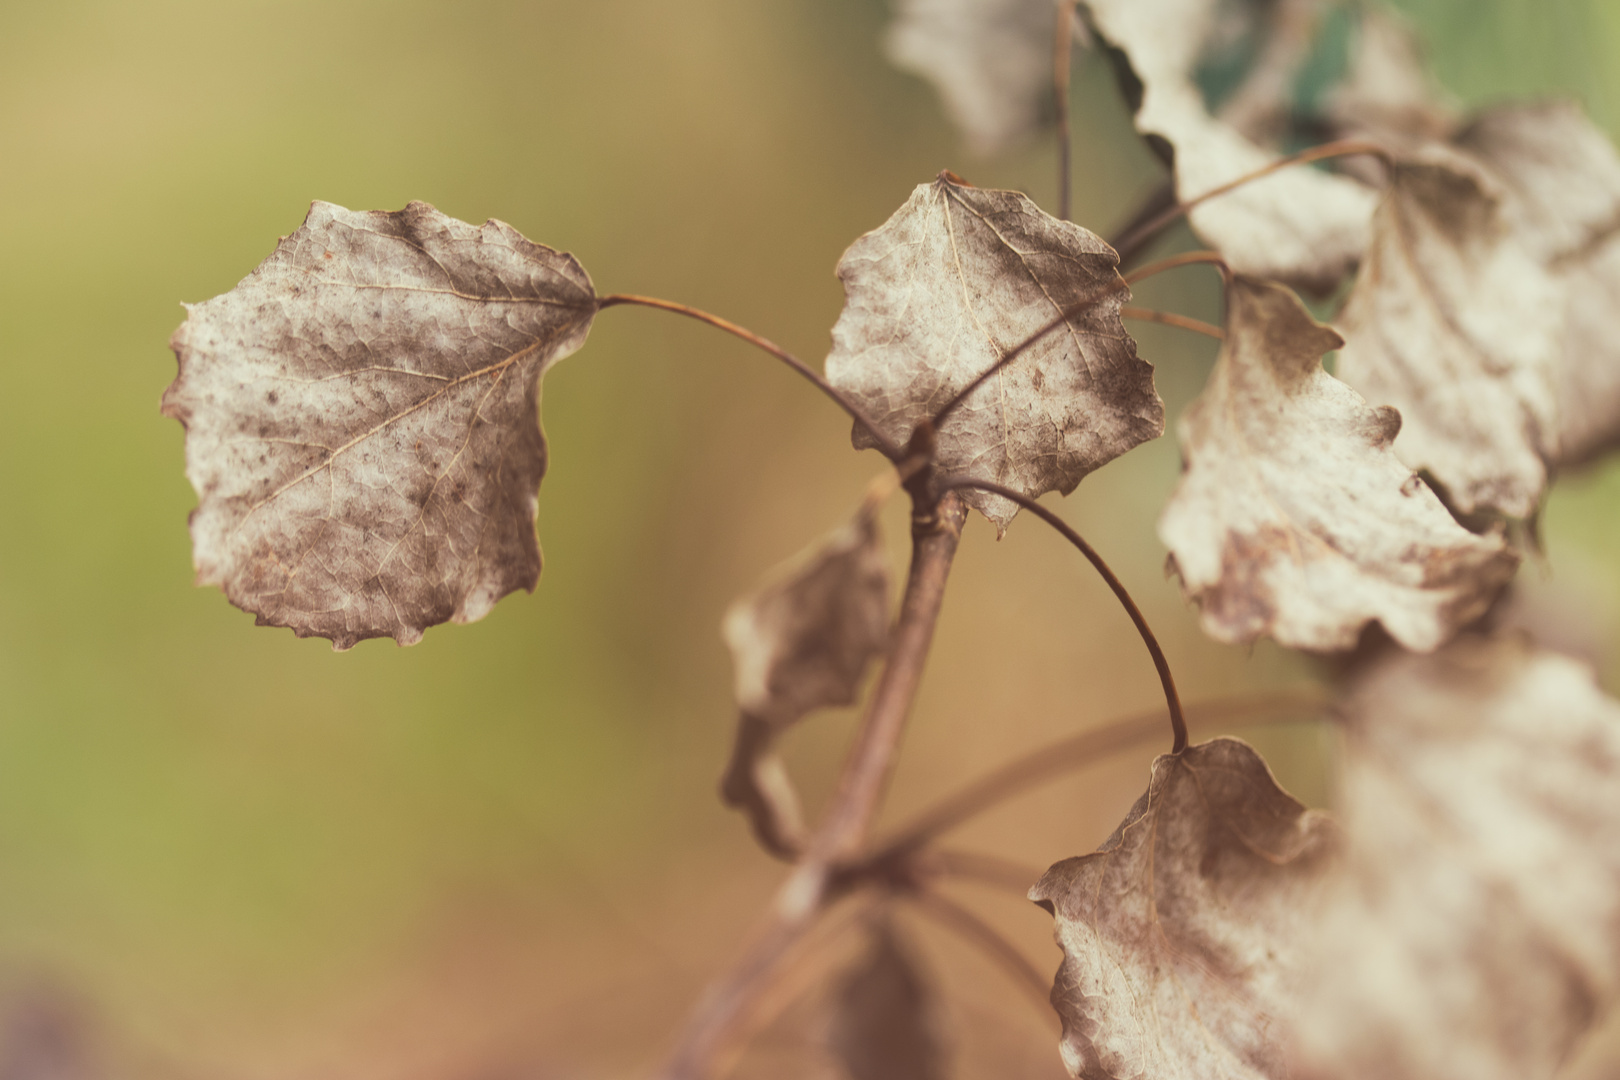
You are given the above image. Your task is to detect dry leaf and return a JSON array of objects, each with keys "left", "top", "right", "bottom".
[
  {"left": 720, "top": 507, "right": 891, "bottom": 855},
  {"left": 828, "top": 922, "right": 948, "bottom": 1080},
  {"left": 1029, "top": 737, "right": 1338, "bottom": 1080},
  {"left": 886, "top": 0, "right": 1069, "bottom": 154},
  {"left": 1325, "top": 5, "right": 1456, "bottom": 149},
  {"left": 1082, "top": 0, "right": 1378, "bottom": 290},
  {"left": 1458, "top": 101, "right": 1620, "bottom": 468},
  {"left": 1159, "top": 275, "right": 1517, "bottom": 652},
  {"left": 825, "top": 174, "right": 1162, "bottom": 530},
  {"left": 1295, "top": 634, "right": 1620, "bottom": 1080},
  {"left": 163, "top": 200, "right": 596, "bottom": 649},
  {"left": 1333, "top": 148, "right": 1562, "bottom": 519}
]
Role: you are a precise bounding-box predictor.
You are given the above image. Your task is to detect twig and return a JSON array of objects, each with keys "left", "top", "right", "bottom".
[
  {"left": 1122, "top": 249, "right": 1228, "bottom": 286},
  {"left": 596, "top": 293, "right": 903, "bottom": 461},
  {"left": 906, "top": 889, "right": 1054, "bottom": 1016},
  {"left": 654, "top": 492, "right": 969, "bottom": 1080},
  {"left": 1054, "top": 1, "right": 1078, "bottom": 221},
  {"left": 1120, "top": 306, "right": 1224, "bottom": 341},
  {"left": 1109, "top": 138, "right": 1393, "bottom": 263},
  {"left": 933, "top": 478, "right": 1186, "bottom": 754},
  {"left": 925, "top": 848, "right": 1047, "bottom": 896},
  {"left": 1107, "top": 178, "right": 1177, "bottom": 265}
]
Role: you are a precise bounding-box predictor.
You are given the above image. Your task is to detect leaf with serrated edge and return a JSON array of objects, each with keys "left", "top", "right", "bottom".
[
  {"left": 1159, "top": 276, "right": 1517, "bottom": 652},
  {"left": 829, "top": 921, "right": 948, "bottom": 1080},
  {"left": 1029, "top": 737, "right": 1339, "bottom": 1080},
  {"left": 1295, "top": 634, "right": 1620, "bottom": 1080},
  {"left": 1458, "top": 101, "right": 1620, "bottom": 468},
  {"left": 163, "top": 201, "right": 595, "bottom": 650},
  {"left": 886, "top": 0, "right": 1069, "bottom": 155},
  {"left": 825, "top": 174, "right": 1162, "bottom": 530},
  {"left": 1334, "top": 148, "right": 1561, "bottom": 519},
  {"left": 1082, "top": 0, "right": 1378, "bottom": 291},
  {"left": 720, "top": 506, "right": 890, "bottom": 854}
]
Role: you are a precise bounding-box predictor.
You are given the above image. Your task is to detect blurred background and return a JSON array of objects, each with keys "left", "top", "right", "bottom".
[{"left": 0, "top": 0, "right": 1617, "bottom": 1076}]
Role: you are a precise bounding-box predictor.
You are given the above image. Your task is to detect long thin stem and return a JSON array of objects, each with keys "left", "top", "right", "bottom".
[
  {"left": 869, "top": 691, "right": 1324, "bottom": 860},
  {"left": 1122, "top": 249, "right": 1228, "bottom": 286},
  {"left": 935, "top": 477, "right": 1186, "bottom": 754},
  {"left": 1053, "top": 1, "right": 1077, "bottom": 221},
  {"left": 596, "top": 293, "right": 903, "bottom": 461},
  {"left": 655, "top": 492, "right": 969, "bottom": 1080},
  {"left": 1108, "top": 179, "right": 1178, "bottom": 264},
  {"left": 925, "top": 849, "right": 1047, "bottom": 896},
  {"left": 907, "top": 890, "right": 1054, "bottom": 1015},
  {"left": 1120, "top": 306, "right": 1225, "bottom": 341},
  {"left": 1109, "top": 138, "right": 1394, "bottom": 264}
]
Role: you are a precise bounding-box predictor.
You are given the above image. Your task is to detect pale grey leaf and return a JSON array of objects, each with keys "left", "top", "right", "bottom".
[
  {"left": 163, "top": 200, "right": 596, "bottom": 649},
  {"left": 1458, "top": 101, "right": 1620, "bottom": 468},
  {"left": 1334, "top": 149, "right": 1562, "bottom": 518},
  {"left": 1295, "top": 634, "right": 1620, "bottom": 1080},
  {"left": 886, "top": 0, "right": 1068, "bottom": 154},
  {"left": 1082, "top": 0, "right": 1378, "bottom": 290},
  {"left": 1029, "top": 738, "right": 1339, "bottom": 1080},
  {"left": 829, "top": 922, "right": 947, "bottom": 1080},
  {"left": 825, "top": 174, "right": 1163, "bottom": 530},
  {"left": 1159, "top": 276, "right": 1517, "bottom": 652}
]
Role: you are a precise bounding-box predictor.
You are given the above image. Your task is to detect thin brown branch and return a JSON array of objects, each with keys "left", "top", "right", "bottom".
[
  {"left": 870, "top": 690, "right": 1326, "bottom": 860},
  {"left": 1120, "top": 306, "right": 1225, "bottom": 341},
  {"left": 1054, "top": 1, "right": 1077, "bottom": 221},
  {"left": 934, "top": 477, "right": 1186, "bottom": 754},
  {"left": 596, "top": 293, "right": 904, "bottom": 461},
  {"left": 655, "top": 491, "right": 969, "bottom": 1080},
  {"left": 906, "top": 889, "right": 1054, "bottom": 1017},
  {"left": 1122, "top": 249, "right": 1228, "bottom": 286},
  {"left": 925, "top": 848, "right": 1047, "bottom": 896},
  {"left": 1110, "top": 139, "right": 1394, "bottom": 265},
  {"left": 1108, "top": 178, "right": 1178, "bottom": 265}
]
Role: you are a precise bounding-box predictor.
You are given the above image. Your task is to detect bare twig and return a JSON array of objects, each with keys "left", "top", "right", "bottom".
[
  {"left": 906, "top": 889, "right": 1054, "bottom": 1016},
  {"left": 933, "top": 477, "right": 1186, "bottom": 754},
  {"left": 1120, "top": 305, "right": 1225, "bottom": 340},
  {"left": 596, "top": 293, "right": 903, "bottom": 461},
  {"left": 1122, "top": 249, "right": 1228, "bottom": 286},
  {"left": 1107, "top": 178, "right": 1178, "bottom": 265},
  {"left": 655, "top": 492, "right": 969, "bottom": 1080}
]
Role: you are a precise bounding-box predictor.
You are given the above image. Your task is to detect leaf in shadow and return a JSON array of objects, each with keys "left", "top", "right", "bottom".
[
  {"left": 1029, "top": 737, "right": 1339, "bottom": 1080},
  {"left": 828, "top": 921, "right": 948, "bottom": 1080},
  {"left": 826, "top": 173, "right": 1162, "bottom": 530},
  {"left": 1159, "top": 275, "right": 1517, "bottom": 652},
  {"left": 163, "top": 201, "right": 596, "bottom": 649}
]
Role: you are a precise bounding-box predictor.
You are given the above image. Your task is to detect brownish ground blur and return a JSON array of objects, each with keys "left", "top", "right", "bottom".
[{"left": 0, "top": 1, "right": 1618, "bottom": 1077}]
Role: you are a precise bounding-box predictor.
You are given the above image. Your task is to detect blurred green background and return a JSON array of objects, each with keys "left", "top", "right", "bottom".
[{"left": 1, "top": 1, "right": 1617, "bottom": 1076}]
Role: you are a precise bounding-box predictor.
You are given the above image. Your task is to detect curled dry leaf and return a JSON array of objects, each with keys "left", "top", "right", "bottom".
[
  {"left": 1081, "top": 0, "right": 1377, "bottom": 290},
  {"left": 1029, "top": 738, "right": 1338, "bottom": 1080},
  {"left": 1334, "top": 148, "right": 1562, "bottom": 519},
  {"left": 163, "top": 201, "right": 595, "bottom": 649},
  {"left": 825, "top": 174, "right": 1162, "bottom": 530},
  {"left": 886, "top": 0, "right": 1071, "bottom": 155},
  {"left": 1159, "top": 275, "right": 1517, "bottom": 652},
  {"left": 720, "top": 506, "right": 891, "bottom": 854},
  {"left": 828, "top": 922, "right": 948, "bottom": 1080},
  {"left": 1295, "top": 634, "right": 1620, "bottom": 1080},
  {"left": 1457, "top": 101, "right": 1620, "bottom": 468}
]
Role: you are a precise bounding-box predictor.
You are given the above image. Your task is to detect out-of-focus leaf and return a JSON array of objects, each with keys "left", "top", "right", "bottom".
[
  {"left": 1325, "top": 5, "right": 1455, "bottom": 149},
  {"left": 1295, "top": 634, "right": 1620, "bottom": 1080},
  {"left": 720, "top": 506, "right": 890, "bottom": 855},
  {"left": 1334, "top": 149, "right": 1561, "bottom": 519},
  {"left": 1458, "top": 101, "right": 1620, "bottom": 468},
  {"left": 1159, "top": 276, "right": 1517, "bottom": 652},
  {"left": 1029, "top": 738, "right": 1338, "bottom": 1080},
  {"left": 825, "top": 173, "right": 1162, "bottom": 530},
  {"left": 163, "top": 201, "right": 595, "bottom": 649},
  {"left": 1082, "top": 0, "right": 1377, "bottom": 290},
  {"left": 886, "top": 0, "right": 1069, "bottom": 154},
  {"left": 828, "top": 922, "right": 947, "bottom": 1080}
]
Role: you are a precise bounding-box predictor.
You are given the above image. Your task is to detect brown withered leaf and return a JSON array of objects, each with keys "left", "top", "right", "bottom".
[
  {"left": 1159, "top": 276, "right": 1517, "bottom": 652},
  {"left": 1458, "top": 101, "right": 1620, "bottom": 468},
  {"left": 1082, "top": 0, "right": 1378, "bottom": 290},
  {"left": 163, "top": 201, "right": 595, "bottom": 649},
  {"left": 886, "top": 0, "right": 1072, "bottom": 155},
  {"left": 825, "top": 174, "right": 1163, "bottom": 530},
  {"left": 1029, "top": 738, "right": 1339, "bottom": 1080},
  {"left": 828, "top": 921, "right": 948, "bottom": 1080},
  {"left": 1333, "top": 148, "right": 1562, "bottom": 519},
  {"left": 1295, "top": 634, "right": 1620, "bottom": 1080},
  {"left": 720, "top": 506, "right": 891, "bottom": 855}
]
